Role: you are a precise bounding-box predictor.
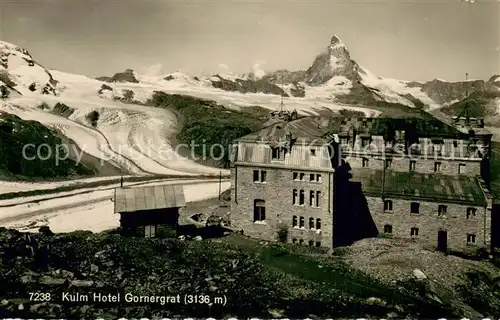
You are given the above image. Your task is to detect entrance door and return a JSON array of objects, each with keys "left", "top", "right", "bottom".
[
  {"left": 437, "top": 230, "right": 447, "bottom": 252},
  {"left": 145, "top": 225, "right": 156, "bottom": 238}
]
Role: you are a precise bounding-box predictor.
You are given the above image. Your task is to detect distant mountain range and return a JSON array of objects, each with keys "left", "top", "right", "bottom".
[{"left": 1, "top": 35, "right": 499, "bottom": 124}]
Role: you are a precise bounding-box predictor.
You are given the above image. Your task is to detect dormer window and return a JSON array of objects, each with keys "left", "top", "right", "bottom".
[
  {"left": 361, "top": 137, "right": 370, "bottom": 147},
  {"left": 271, "top": 147, "right": 285, "bottom": 160}
]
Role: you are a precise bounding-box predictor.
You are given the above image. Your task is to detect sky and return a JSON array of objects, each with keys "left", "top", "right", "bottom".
[{"left": 1, "top": 0, "right": 499, "bottom": 82}]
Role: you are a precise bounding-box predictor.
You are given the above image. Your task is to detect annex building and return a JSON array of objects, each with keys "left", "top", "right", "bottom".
[{"left": 229, "top": 112, "right": 494, "bottom": 253}]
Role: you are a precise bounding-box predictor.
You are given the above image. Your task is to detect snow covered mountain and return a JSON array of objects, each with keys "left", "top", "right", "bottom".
[
  {"left": 0, "top": 41, "right": 58, "bottom": 97},
  {"left": 1, "top": 35, "right": 499, "bottom": 182},
  {"left": 96, "top": 35, "right": 498, "bottom": 113}
]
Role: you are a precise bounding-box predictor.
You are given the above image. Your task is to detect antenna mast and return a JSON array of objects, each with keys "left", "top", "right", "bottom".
[
  {"left": 459, "top": 72, "right": 471, "bottom": 124},
  {"left": 278, "top": 96, "right": 286, "bottom": 113}
]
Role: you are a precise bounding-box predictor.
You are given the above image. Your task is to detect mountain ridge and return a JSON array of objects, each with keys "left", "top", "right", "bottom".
[
  {"left": 2, "top": 36, "right": 499, "bottom": 124},
  {"left": 93, "top": 34, "right": 498, "bottom": 117}
]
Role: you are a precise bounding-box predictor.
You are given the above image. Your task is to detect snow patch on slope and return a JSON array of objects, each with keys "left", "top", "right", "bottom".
[
  {"left": 305, "top": 76, "right": 353, "bottom": 99},
  {"left": 361, "top": 72, "right": 439, "bottom": 108}
]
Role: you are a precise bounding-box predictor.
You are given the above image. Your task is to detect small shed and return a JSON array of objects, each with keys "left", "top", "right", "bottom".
[{"left": 114, "top": 184, "right": 186, "bottom": 238}]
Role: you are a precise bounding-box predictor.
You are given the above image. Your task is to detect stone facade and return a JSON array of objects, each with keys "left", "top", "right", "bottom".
[
  {"left": 365, "top": 197, "right": 491, "bottom": 252},
  {"left": 229, "top": 115, "right": 493, "bottom": 253},
  {"left": 345, "top": 155, "right": 482, "bottom": 176},
  {"left": 230, "top": 165, "right": 335, "bottom": 249}
]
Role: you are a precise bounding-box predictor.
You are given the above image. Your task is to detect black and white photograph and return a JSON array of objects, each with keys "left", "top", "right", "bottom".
[{"left": 0, "top": 0, "right": 499, "bottom": 318}]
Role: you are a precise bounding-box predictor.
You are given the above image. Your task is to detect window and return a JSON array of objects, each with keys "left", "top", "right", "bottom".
[
  {"left": 409, "top": 160, "right": 416, "bottom": 171},
  {"left": 361, "top": 137, "right": 370, "bottom": 147},
  {"left": 453, "top": 140, "right": 458, "bottom": 148},
  {"left": 316, "top": 174, "right": 322, "bottom": 182},
  {"left": 438, "top": 205, "right": 447, "bottom": 217},
  {"left": 310, "top": 148, "right": 316, "bottom": 156},
  {"left": 299, "top": 173, "right": 305, "bottom": 181},
  {"left": 384, "top": 200, "right": 393, "bottom": 212},
  {"left": 292, "top": 189, "right": 298, "bottom": 205},
  {"left": 308, "top": 240, "right": 314, "bottom": 246},
  {"left": 253, "top": 170, "right": 266, "bottom": 182},
  {"left": 434, "top": 162, "right": 442, "bottom": 172},
  {"left": 292, "top": 215, "right": 298, "bottom": 227},
  {"left": 466, "top": 207, "right": 476, "bottom": 219},
  {"left": 299, "top": 190, "right": 305, "bottom": 205},
  {"left": 144, "top": 225, "right": 156, "bottom": 238},
  {"left": 410, "top": 202, "right": 420, "bottom": 214},
  {"left": 271, "top": 147, "right": 281, "bottom": 160},
  {"left": 383, "top": 224, "right": 392, "bottom": 234},
  {"left": 385, "top": 159, "right": 392, "bottom": 169},
  {"left": 253, "top": 200, "right": 266, "bottom": 222},
  {"left": 310, "top": 174, "right": 315, "bottom": 181},
  {"left": 316, "top": 191, "right": 321, "bottom": 207},
  {"left": 362, "top": 158, "right": 369, "bottom": 167},
  {"left": 309, "top": 217, "right": 315, "bottom": 229},
  {"left": 299, "top": 239, "right": 304, "bottom": 245},
  {"left": 315, "top": 241, "right": 321, "bottom": 247},
  {"left": 467, "top": 234, "right": 476, "bottom": 244},
  {"left": 309, "top": 190, "right": 315, "bottom": 206},
  {"left": 411, "top": 227, "right": 419, "bottom": 237},
  {"left": 293, "top": 172, "right": 298, "bottom": 180},
  {"left": 458, "top": 163, "right": 466, "bottom": 174},
  {"left": 292, "top": 238, "right": 297, "bottom": 244},
  {"left": 299, "top": 216, "right": 305, "bottom": 228},
  {"left": 316, "top": 218, "right": 321, "bottom": 230}
]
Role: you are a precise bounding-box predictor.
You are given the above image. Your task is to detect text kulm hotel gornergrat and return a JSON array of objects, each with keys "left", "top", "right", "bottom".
[{"left": 61, "top": 292, "right": 227, "bottom": 305}]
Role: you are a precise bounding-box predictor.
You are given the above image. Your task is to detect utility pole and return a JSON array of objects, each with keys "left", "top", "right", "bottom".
[
  {"left": 218, "top": 170, "right": 222, "bottom": 200},
  {"left": 463, "top": 72, "right": 471, "bottom": 124},
  {"left": 381, "top": 156, "right": 386, "bottom": 199}
]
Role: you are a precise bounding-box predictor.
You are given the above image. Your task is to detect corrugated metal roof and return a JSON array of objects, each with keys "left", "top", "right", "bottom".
[
  {"left": 114, "top": 184, "right": 186, "bottom": 213},
  {"left": 349, "top": 168, "right": 487, "bottom": 206}
]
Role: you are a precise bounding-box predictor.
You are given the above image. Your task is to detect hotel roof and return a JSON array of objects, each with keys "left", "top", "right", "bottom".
[
  {"left": 234, "top": 117, "right": 330, "bottom": 145},
  {"left": 349, "top": 168, "right": 487, "bottom": 206}
]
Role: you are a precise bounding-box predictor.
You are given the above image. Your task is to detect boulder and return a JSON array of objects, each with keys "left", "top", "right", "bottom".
[{"left": 413, "top": 268, "right": 427, "bottom": 280}]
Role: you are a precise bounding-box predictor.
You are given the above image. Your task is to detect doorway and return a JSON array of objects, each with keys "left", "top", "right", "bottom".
[
  {"left": 145, "top": 225, "right": 156, "bottom": 238},
  {"left": 437, "top": 230, "right": 447, "bottom": 252}
]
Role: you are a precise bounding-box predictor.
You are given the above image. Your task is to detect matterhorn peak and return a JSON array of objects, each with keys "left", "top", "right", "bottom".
[
  {"left": 304, "top": 34, "right": 362, "bottom": 86},
  {"left": 329, "top": 35, "right": 345, "bottom": 49}
]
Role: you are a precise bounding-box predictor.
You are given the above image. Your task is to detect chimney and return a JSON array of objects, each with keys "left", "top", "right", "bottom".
[
  {"left": 476, "top": 118, "right": 485, "bottom": 128},
  {"left": 459, "top": 117, "right": 467, "bottom": 127},
  {"left": 286, "top": 130, "right": 296, "bottom": 148},
  {"left": 395, "top": 130, "right": 405, "bottom": 143}
]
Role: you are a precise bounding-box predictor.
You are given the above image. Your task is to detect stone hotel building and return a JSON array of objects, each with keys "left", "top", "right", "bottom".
[{"left": 229, "top": 113, "right": 493, "bottom": 253}]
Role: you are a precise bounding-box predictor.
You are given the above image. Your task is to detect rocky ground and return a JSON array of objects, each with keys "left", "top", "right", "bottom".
[
  {"left": 1, "top": 193, "right": 499, "bottom": 319},
  {"left": 342, "top": 238, "right": 498, "bottom": 288}
]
